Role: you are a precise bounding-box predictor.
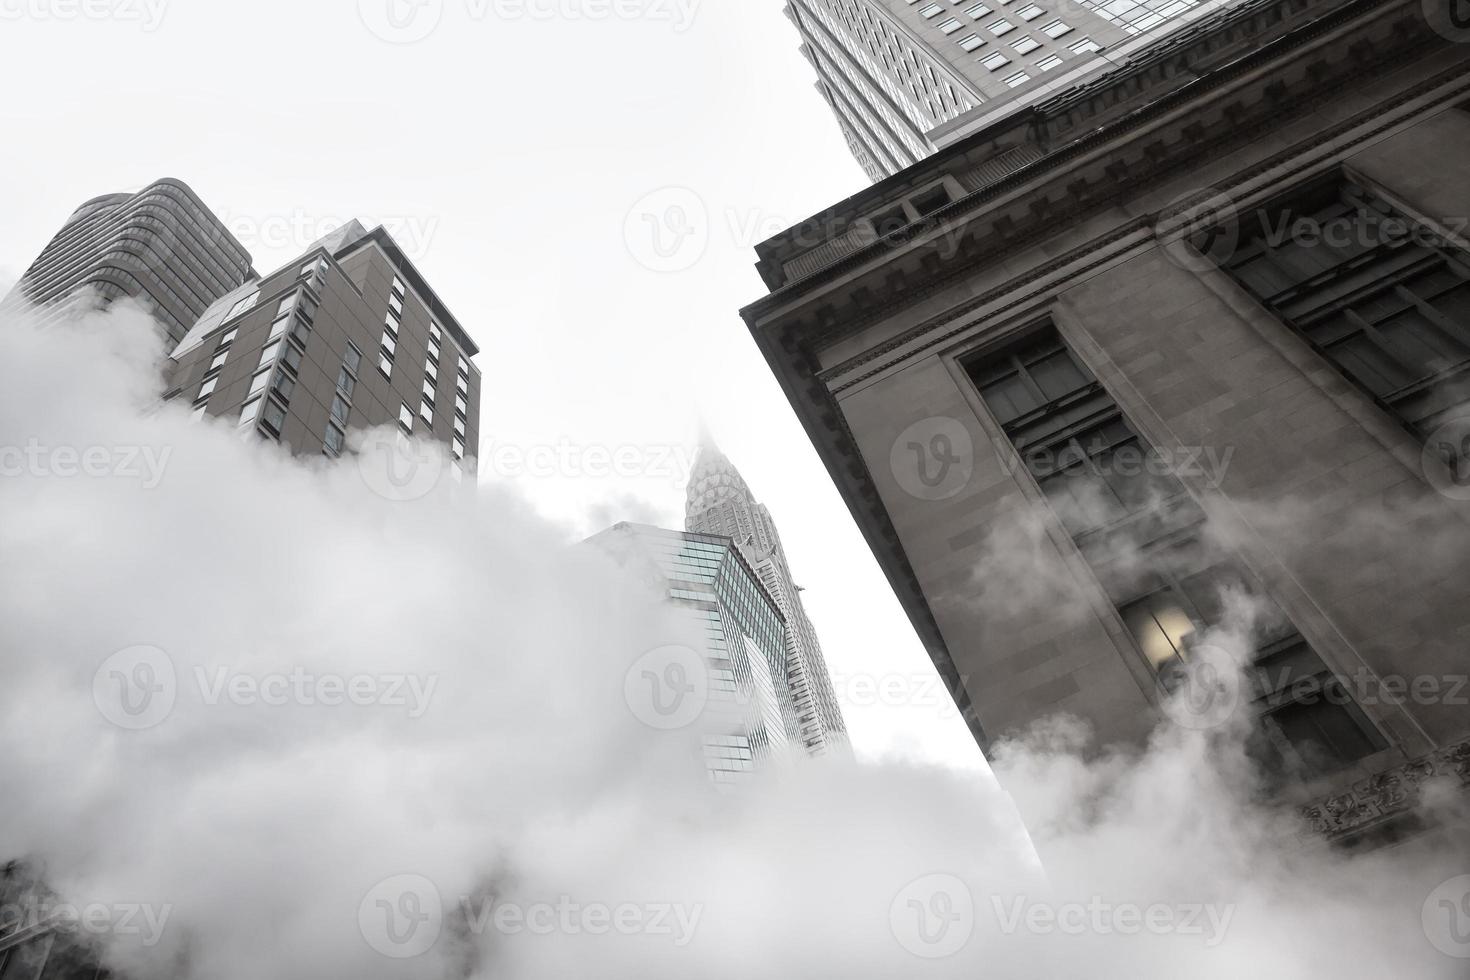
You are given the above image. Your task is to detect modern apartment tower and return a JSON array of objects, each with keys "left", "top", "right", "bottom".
[
  {"left": 786, "top": 0, "right": 1241, "bottom": 180},
  {"left": 590, "top": 523, "right": 799, "bottom": 786},
  {"left": 165, "top": 221, "right": 481, "bottom": 470},
  {"left": 744, "top": 0, "right": 1470, "bottom": 845},
  {"left": 685, "top": 440, "right": 850, "bottom": 757},
  {"left": 1, "top": 178, "right": 254, "bottom": 344}
]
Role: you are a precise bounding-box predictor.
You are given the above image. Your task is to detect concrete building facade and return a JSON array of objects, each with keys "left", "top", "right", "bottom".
[
  {"left": 744, "top": 0, "right": 1470, "bottom": 842},
  {"left": 164, "top": 221, "right": 481, "bottom": 470},
  {"left": 1, "top": 178, "right": 253, "bottom": 345}
]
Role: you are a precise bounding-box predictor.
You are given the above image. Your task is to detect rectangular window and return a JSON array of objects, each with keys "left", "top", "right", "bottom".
[
  {"left": 1011, "top": 35, "right": 1039, "bottom": 53},
  {"left": 218, "top": 327, "right": 238, "bottom": 348},
  {"left": 966, "top": 326, "right": 1384, "bottom": 774},
  {"left": 195, "top": 377, "right": 217, "bottom": 403},
  {"left": 1042, "top": 18, "right": 1072, "bottom": 36},
  {"left": 420, "top": 401, "right": 434, "bottom": 426},
  {"left": 981, "top": 50, "right": 1010, "bottom": 69},
  {"left": 381, "top": 332, "right": 397, "bottom": 357},
  {"left": 1016, "top": 3, "right": 1043, "bottom": 19},
  {"left": 422, "top": 379, "right": 436, "bottom": 402},
  {"left": 456, "top": 393, "right": 468, "bottom": 417},
  {"left": 260, "top": 399, "right": 286, "bottom": 437},
  {"left": 337, "top": 367, "right": 356, "bottom": 400},
  {"left": 388, "top": 293, "right": 404, "bottom": 316},
  {"left": 378, "top": 353, "right": 393, "bottom": 379},
  {"left": 958, "top": 33, "right": 985, "bottom": 50},
  {"left": 258, "top": 341, "right": 281, "bottom": 368},
  {"left": 248, "top": 369, "right": 271, "bottom": 399},
  {"left": 1203, "top": 178, "right": 1470, "bottom": 441},
  {"left": 276, "top": 295, "right": 297, "bottom": 317},
  {"left": 1069, "top": 35, "right": 1100, "bottom": 52},
  {"left": 937, "top": 17, "right": 963, "bottom": 33},
  {"left": 399, "top": 403, "right": 414, "bottom": 433},
  {"left": 429, "top": 321, "right": 442, "bottom": 342},
  {"left": 331, "top": 393, "right": 351, "bottom": 425},
  {"left": 988, "top": 18, "right": 1015, "bottom": 34},
  {"left": 1003, "top": 70, "right": 1030, "bottom": 87},
  {"left": 226, "top": 291, "right": 259, "bottom": 320},
  {"left": 1037, "top": 53, "right": 1063, "bottom": 70},
  {"left": 344, "top": 343, "right": 362, "bottom": 375},
  {"left": 324, "top": 423, "right": 345, "bottom": 456},
  {"left": 267, "top": 314, "right": 289, "bottom": 343},
  {"left": 238, "top": 398, "right": 262, "bottom": 427}
]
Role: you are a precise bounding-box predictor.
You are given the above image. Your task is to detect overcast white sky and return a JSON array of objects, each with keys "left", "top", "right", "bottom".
[{"left": 0, "top": 0, "right": 986, "bottom": 771}]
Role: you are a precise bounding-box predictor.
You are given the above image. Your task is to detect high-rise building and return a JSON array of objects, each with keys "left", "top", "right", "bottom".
[
  {"left": 743, "top": 0, "right": 1470, "bottom": 844},
  {"left": 590, "top": 523, "right": 798, "bottom": 786},
  {"left": 1, "top": 178, "right": 254, "bottom": 344},
  {"left": 164, "top": 221, "right": 481, "bottom": 471},
  {"left": 685, "top": 440, "right": 850, "bottom": 757},
  {"left": 786, "top": 0, "right": 1240, "bottom": 180}
]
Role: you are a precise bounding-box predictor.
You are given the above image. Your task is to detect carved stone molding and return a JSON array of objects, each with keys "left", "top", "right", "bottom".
[{"left": 1301, "top": 737, "right": 1470, "bottom": 842}]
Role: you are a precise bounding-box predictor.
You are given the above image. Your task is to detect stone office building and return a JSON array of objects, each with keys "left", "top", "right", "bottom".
[{"left": 743, "top": 0, "right": 1470, "bottom": 841}]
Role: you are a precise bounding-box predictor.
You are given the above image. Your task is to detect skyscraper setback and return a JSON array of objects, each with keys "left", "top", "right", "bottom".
[
  {"left": 787, "top": 0, "right": 1239, "bottom": 180},
  {"left": 686, "top": 440, "right": 849, "bottom": 757},
  {"left": 1, "top": 178, "right": 254, "bottom": 344}
]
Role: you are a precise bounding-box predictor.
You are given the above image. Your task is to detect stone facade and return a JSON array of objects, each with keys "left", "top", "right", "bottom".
[{"left": 743, "top": 0, "right": 1470, "bottom": 816}]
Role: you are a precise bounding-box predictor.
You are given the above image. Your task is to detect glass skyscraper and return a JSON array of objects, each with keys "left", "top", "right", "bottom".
[
  {"left": 685, "top": 440, "right": 850, "bottom": 758},
  {"left": 590, "top": 523, "right": 799, "bottom": 786},
  {"left": 785, "top": 0, "right": 1241, "bottom": 180}
]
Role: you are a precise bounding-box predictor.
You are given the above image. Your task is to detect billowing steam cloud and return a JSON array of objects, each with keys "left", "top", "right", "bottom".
[{"left": 0, "top": 302, "right": 1464, "bottom": 978}]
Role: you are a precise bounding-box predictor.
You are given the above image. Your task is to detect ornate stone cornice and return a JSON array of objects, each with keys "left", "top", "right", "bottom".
[
  {"left": 1301, "top": 737, "right": 1470, "bottom": 843},
  {"left": 824, "top": 62, "right": 1470, "bottom": 394},
  {"left": 742, "top": 0, "right": 1421, "bottom": 324}
]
